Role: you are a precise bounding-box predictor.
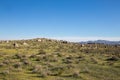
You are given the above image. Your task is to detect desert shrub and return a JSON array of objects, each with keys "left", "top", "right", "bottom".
[
  {"left": 50, "top": 66, "right": 64, "bottom": 76},
  {"left": 32, "top": 65, "right": 49, "bottom": 78},
  {"left": 62, "top": 59, "right": 72, "bottom": 64},
  {"left": 1, "top": 70, "right": 9, "bottom": 75},
  {"left": 76, "top": 56, "right": 85, "bottom": 61},
  {"left": 81, "top": 67, "right": 90, "bottom": 73},
  {"left": 13, "top": 62, "right": 22, "bottom": 68},
  {"left": 14, "top": 53, "right": 23, "bottom": 59},
  {"left": 56, "top": 52, "right": 63, "bottom": 57},
  {"left": 107, "top": 61, "right": 114, "bottom": 66},
  {"left": 41, "top": 55, "right": 48, "bottom": 61},
  {"left": 46, "top": 58, "right": 56, "bottom": 62},
  {"left": 14, "top": 53, "right": 28, "bottom": 60},
  {"left": 91, "top": 57, "right": 98, "bottom": 64},
  {"left": 38, "top": 50, "right": 46, "bottom": 55},
  {"left": 66, "top": 64, "right": 75, "bottom": 69},
  {"left": 35, "top": 57, "right": 41, "bottom": 61},
  {"left": 66, "top": 56, "right": 73, "bottom": 60},
  {"left": 2, "top": 60, "right": 9, "bottom": 65},
  {"left": 72, "top": 70, "right": 80, "bottom": 78},
  {"left": 46, "top": 55, "right": 58, "bottom": 62},
  {"left": 106, "top": 56, "right": 119, "bottom": 61},
  {"left": 38, "top": 70, "right": 49, "bottom": 78},
  {"left": 35, "top": 55, "right": 46, "bottom": 61},
  {"left": 0, "top": 52, "right": 6, "bottom": 57},
  {"left": 29, "top": 54, "right": 36, "bottom": 58},
  {"left": 0, "top": 62, "right": 5, "bottom": 67},
  {"left": 32, "top": 65, "right": 42, "bottom": 73},
  {"left": 45, "top": 63, "right": 54, "bottom": 68},
  {"left": 23, "top": 60, "right": 31, "bottom": 65},
  {"left": 76, "top": 55, "right": 83, "bottom": 59}
]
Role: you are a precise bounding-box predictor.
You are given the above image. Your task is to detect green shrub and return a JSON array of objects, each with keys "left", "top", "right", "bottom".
[
  {"left": 72, "top": 71, "right": 80, "bottom": 78},
  {"left": 38, "top": 50, "right": 46, "bottom": 55}
]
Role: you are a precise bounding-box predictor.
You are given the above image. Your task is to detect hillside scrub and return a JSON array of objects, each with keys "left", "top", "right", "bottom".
[{"left": 0, "top": 38, "right": 120, "bottom": 80}]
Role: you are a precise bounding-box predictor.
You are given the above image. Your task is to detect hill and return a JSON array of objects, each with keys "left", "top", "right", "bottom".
[
  {"left": 80, "top": 40, "right": 120, "bottom": 45},
  {"left": 0, "top": 38, "right": 120, "bottom": 80}
]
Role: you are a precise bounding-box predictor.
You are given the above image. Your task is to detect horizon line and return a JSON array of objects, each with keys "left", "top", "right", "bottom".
[{"left": 0, "top": 37, "right": 120, "bottom": 42}]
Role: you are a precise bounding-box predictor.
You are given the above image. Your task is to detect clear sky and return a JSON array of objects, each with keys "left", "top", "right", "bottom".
[{"left": 0, "top": 0, "right": 120, "bottom": 41}]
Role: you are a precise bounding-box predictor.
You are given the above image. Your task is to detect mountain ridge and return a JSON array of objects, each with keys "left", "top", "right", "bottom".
[{"left": 80, "top": 40, "right": 120, "bottom": 45}]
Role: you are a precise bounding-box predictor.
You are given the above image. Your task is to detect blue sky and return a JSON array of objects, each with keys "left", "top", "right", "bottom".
[{"left": 0, "top": 0, "right": 120, "bottom": 41}]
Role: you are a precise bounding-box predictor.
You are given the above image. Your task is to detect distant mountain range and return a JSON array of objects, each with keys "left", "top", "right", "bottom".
[{"left": 80, "top": 40, "right": 120, "bottom": 45}]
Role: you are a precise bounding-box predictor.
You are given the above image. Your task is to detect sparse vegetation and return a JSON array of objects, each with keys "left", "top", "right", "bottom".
[{"left": 0, "top": 38, "right": 120, "bottom": 80}]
